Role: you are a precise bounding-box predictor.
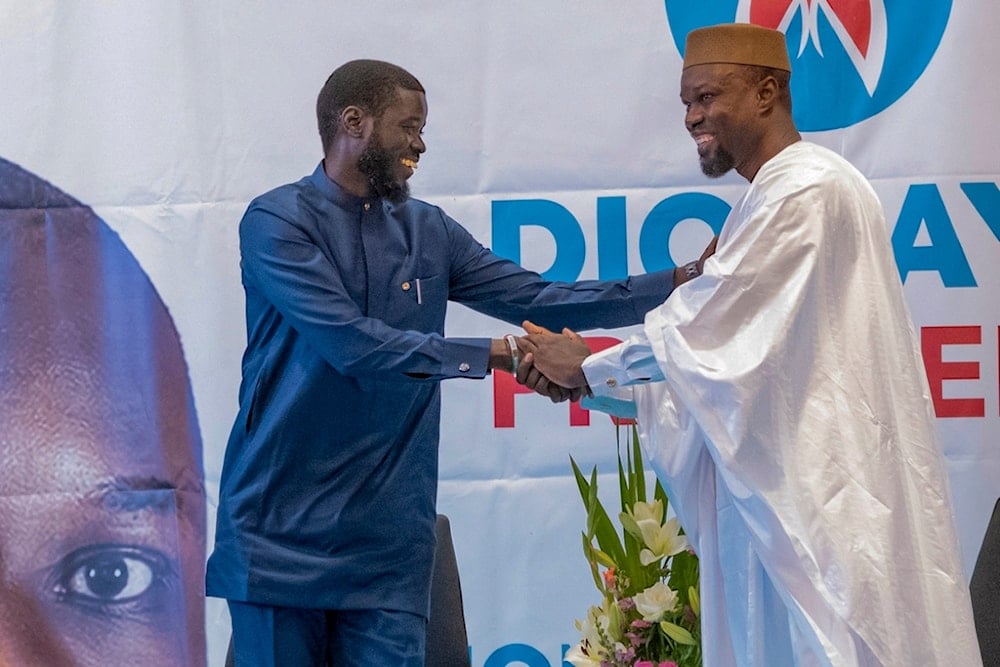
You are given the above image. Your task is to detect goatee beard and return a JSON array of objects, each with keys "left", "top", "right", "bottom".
[
  {"left": 700, "top": 145, "right": 736, "bottom": 178},
  {"left": 358, "top": 137, "right": 410, "bottom": 204}
]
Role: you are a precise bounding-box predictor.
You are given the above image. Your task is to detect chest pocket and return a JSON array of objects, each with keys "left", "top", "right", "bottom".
[{"left": 387, "top": 272, "right": 448, "bottom": 331}]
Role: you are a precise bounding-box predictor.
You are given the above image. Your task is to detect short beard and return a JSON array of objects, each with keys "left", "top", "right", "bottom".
[
  {"left": 700, "top": 146, "right": 736, "bottom": 178},
  {"left": 358, "top": 132, "right": 409, "bottom": 204}
]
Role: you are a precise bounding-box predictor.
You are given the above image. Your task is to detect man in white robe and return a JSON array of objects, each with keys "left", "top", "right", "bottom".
[{"left": 517, "top": 23, "right": 982, "bottom": 666}]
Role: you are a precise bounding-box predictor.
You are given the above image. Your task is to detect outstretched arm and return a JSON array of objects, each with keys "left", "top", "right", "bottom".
[{"left": 513, "top": 234, "right": 718, "bottom": 400}]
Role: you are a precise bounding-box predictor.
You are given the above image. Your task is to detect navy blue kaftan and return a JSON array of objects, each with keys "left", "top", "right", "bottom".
[{"left": 206, "top": 164, "right": 675, "bottom": 615}]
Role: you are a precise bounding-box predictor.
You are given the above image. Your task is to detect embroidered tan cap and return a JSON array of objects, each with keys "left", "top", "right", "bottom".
[{"left": 683, "top": 23, "right": 791, "bottom": 72}]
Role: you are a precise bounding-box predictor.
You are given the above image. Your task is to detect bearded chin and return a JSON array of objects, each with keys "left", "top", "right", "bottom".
[
  {"left": 700, "top": 146, "right": 736, "bottom": 178},
  {"left": 358, "top": 144, "right": 410, "bottom": 204}
]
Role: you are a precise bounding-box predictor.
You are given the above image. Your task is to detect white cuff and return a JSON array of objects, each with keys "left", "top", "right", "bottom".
[{"left": 582, "top": 344, "right": 633, "bottom": 396}]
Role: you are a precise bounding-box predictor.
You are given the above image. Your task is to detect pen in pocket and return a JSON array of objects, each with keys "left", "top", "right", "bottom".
[{"left": 415, "top": 278, "right": 422, "bottom": 305}]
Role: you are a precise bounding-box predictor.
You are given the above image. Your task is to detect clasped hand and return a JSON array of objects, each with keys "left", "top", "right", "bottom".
[
  {"left": 511, "top": 236, "right": 719, "bottom": 403},
  {"left": 514, "top": 320, "right": 592, "bottom": 403}
]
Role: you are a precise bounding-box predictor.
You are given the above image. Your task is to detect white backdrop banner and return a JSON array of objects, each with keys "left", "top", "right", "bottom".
[{"left": 1, "top": 2, "right": 996, "bottom": 665}]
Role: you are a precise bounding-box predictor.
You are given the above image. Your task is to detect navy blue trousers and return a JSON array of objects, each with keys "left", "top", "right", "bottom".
[{"left": 228, "top": 601, "right": 427, "bottom": 666}]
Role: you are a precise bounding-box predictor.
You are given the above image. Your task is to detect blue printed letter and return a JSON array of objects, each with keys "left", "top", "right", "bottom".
[
  {"left": 483, "top": 643, "right": 550, "bottom": 667},
  {"left": 892, "top": 184, "right": 976, "bottom": 287},
  {"left": 638, "top": 193, "right": 729, "bottom": 272},
  {"left": 596, "top": 196, "right": 628, "bottom": 279},
  {"left": 960, "top": 181, "right": 1000, "bottom": 242},
  {"left": 492, "top": 200, "right": 584, "bottom": 281}
]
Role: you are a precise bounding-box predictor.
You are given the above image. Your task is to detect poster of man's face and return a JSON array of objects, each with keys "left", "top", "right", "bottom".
[{"left": 0, "top": 158, "right": 206, "bottom": 666}]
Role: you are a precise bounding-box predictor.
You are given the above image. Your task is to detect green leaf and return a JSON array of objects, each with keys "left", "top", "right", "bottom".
[
  {"left": 688, "top": 585, "right": 701, "bottom": 617},
  {"left": 581, "top": 533, "right": 603, "bottom": 593},
  {"left": 570, "top": 457, "right": 593, "bottom": 532},
  {"left": 669, "top": 549, "right": 700, "bottom": 597},
  {"left": 618, "top": 511, "right": 642, "bottom": 539},
  {"left": 586, "top": 467, "right": 600, "bottom": 536},
  {"left": 660, "top": 620, "right": 697, "bottom": 645},
  {"left": 631, "top": 426, "right": 647, "bottom": 501},
  {"left": 570, "top": 457, "right": 626, "bottom": 565},
  {"left": 654, "top": 479, "right": 670, "bottom": 519},
  {"left": 618, "top": 453, "right": 631, "bottom": 512}
]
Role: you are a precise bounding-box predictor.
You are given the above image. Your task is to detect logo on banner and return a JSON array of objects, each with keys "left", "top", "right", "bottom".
[{"left": 663, "top": 0, "right": 952, "bottom": 130}]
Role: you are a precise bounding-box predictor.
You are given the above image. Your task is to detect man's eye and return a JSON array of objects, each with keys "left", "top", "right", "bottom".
[{"left": 53, "top": 545, "right": 169, "bottom": 606}]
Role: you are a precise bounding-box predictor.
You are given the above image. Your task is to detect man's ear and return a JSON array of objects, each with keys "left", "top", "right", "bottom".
[
  {"left": 756, "top": 77, "right": 779, "bottom": 112},
  {"left": 340, "top": 105, "right": 368, "bottom": 139}
]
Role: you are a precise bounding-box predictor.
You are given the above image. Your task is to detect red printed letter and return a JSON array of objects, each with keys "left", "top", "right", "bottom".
[
  {"left": 921, "top": 326, "right": 985, "bottom": 418},
  {"left": 493, "top": 370, "right": 533, "bottom": 428}
]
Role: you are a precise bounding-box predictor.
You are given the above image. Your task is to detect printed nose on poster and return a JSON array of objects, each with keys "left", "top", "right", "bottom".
[
  {"left": 0, "top": 590, "right": 62, "bottom": 665},
  {"left": 491, "top": 194, "right": 729, "bottom": 281}
]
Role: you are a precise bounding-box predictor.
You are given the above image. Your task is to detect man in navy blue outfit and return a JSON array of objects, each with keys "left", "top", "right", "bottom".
[{"left": 206, "top": 59, "right": 709, "bottom": 666}]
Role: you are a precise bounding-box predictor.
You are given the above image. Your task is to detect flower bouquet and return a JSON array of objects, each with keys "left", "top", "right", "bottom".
[{"left": 565, "top": 425, "right": 701, "bottom": 667}]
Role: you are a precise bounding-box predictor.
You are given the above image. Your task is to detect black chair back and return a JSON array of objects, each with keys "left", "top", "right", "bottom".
[
  {"left": 425, "top": 514, "right": 471, "bottom": 666},
  {"left": 972, "top": 497, "right": 1000, "bottom": 666}
]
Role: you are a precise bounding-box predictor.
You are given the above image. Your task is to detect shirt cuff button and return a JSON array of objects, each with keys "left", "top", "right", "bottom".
[
  {"left": 459, "top": 362, "right": 470, "bottom": 372},
  {"left": 606, "top": 378, "right": 618, "bottom": 387}
]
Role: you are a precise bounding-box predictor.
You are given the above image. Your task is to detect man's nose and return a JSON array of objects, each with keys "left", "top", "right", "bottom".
[{"left": 685, "top": 107, "right": 702, "bottom": 132}]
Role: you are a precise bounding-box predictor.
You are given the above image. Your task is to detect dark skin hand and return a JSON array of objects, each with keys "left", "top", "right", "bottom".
[
  {"left": 517, "top": 235, "right": 720, "bottom": 402},
  {"left": 517, "top": 236, "right": 719, "bottom": 403},
  {"left": 517, "top": 321, "right": 593, "bottom": 397},
  {"left": 516, "top": 332, "right": 589, "bottom": 403}
]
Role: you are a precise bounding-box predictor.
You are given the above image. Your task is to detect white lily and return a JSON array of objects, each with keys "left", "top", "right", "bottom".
[
  {"left": 630, "top": 499, "right": 663, "bottom": 524},
  {"left": 638, "top": 516, "right": 689, "bottom": 565},
  {"left": 574, "top": 604, "right": 610, "bottom": 657},
  {"left": 563, "top": 642, "right": 602, "bottom": 667}
]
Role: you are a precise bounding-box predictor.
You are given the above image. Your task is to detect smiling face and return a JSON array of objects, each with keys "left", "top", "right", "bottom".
[
  {"left": 680, "top": 63, "right": 765, "bottom": 181},
  {"left": 0, "top": 160, "right": 206, "bottom": 666},
  {"left": 357, "top": 86, "right": 427, "bottom": 203}
]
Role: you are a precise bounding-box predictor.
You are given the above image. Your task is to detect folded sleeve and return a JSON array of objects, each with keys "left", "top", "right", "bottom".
[
  {"left": 583, "top": 330, "right": 665, "bottom": 394},
  {"left": 579, "top": 330, "right": 667, "bottom": 418}
]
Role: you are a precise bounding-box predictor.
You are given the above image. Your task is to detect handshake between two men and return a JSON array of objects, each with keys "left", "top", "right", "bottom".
[
  {"left": 512, "top": 234, "right": 718, "bottom": 403},
  {"left": 515, "top": 321, "right": 593, "bottom": 403}
]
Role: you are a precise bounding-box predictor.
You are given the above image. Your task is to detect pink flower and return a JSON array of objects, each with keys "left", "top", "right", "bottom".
[{"left": 615, "top": 645, "right": 636, "bottom": 663}]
